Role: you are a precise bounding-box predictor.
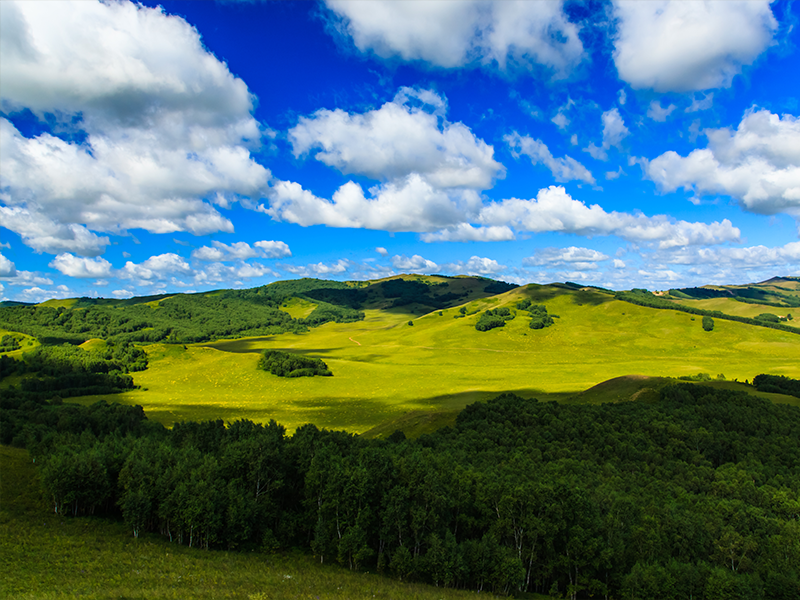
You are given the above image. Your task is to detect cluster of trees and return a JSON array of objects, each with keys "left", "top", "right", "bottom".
[
  {"left": 669, "top": 285, "right": 800, "bottom": 309},
  {"left": 753, "top": 374, "right": 800, "bottom": 398},
  {"left": 0, "top": 342, "right": 146, "bottom": 404},
  {"left": 258, "top": 349, "right": 332, "bottom": 378},
  {"left": 615, "top": 290, "right": 800, "bottom": 335},
  {"left": 517, "top": 300, "right": 556, "bottom": 329},
  {"left": 475, "top": 307, "right": 514, "bottom": 331},
  {"left": 702, "top": 316, "right": 715, "bottom": 331},
  {"left": 10, "top": 380, "right": 798, "bottom": 598},
  {"left": 0, "top": 334, "right": 21, "bottom": 352}
]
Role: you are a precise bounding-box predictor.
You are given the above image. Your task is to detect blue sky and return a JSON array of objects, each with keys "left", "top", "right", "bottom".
[{"left": 1, "top": 0, "right": 799, "bottom": 302}]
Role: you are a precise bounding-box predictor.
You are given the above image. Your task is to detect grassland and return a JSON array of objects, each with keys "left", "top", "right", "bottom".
[
  {"left": 0, "top": 446, "right": 507, "bottom": 600},
  {"left": 67, "top": 283, "right": 800, "bottom": 434}
]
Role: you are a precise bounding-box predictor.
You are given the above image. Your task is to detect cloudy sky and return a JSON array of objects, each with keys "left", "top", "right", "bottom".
[{"left": 1, "top": 0, "right": 799, "bottom": 302}]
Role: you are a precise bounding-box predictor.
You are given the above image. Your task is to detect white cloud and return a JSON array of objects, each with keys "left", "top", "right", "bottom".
[
  {"left": 194, "top": 261, "right": 277, "bottom": 285},
  {"left": 478, "top": 186, "right": 741, "bottom": 248},
  {"left": 265, "top": 175, "right": 484, "bottom": 233},
  {"left": 3, "top": 270, "right": 53, "bottom": 287},
  {"left": 420, "top": 224, "right": 515, "bottom": 243},
  {"left": 612, "top": 1, "right": 778, "bottom": 92},
  {"left": 289, "top": 88, "right": 503, "bottom": 190},
  {"left": 19, "top": 285, "right": 72, "bottom": 303},
  {"left": 659, "top": 242, "right": 800, "bottom": 268},
  {"left": 325, "top": 0, "right": 585, "bottom": 77},
  {"left": 112, "top": 289, "right": 135, "bottom": 299},
  {"left": 606, "top": 167, "right": 624, "bottom": 180},
  {"left": 0, "top": 206, "right": 110, "bottom": 257},
  {"left": 524, "top": 246, "right": 610, "bottom": 268},
  {"left": 376, "top": 247, "right": 389, "bottom": 256},
  {"left": 0, "top": 0, "right": 270, "bottom": 255},
  {"left": 552, "top": 112, "right": 570, "bottom": 130},
  {"left": 120, "top": 253, "right": 193, "bottom": 283},
  {"left": 618, "top": 89, "right": 627, "bottom": 105},
  {"left": 0, "top": 253, "right": 16, "bottom": 277},
  {"left": 254, "top": 240, "right": 291, "bottom": 258},
  {"left": 391, "top": 254, "right": 438, "bottom": 273},
  {"left": 584, "top": 109, "right": 629, "bottom": 161},
  {"left": 441, "top": 256, "right": 505, "bottom": 276},
  {"left": 506, "top": 133, "right": 595, "bottom": 185},
  {"left": 644, "top": 108, "right": 800, "bottom": 216},
  {"left": 686, "top": 93, "right": 714, "bottom": 113},
  {"left": 192, "top": 240, "right": 291, "bottom": 262},
  {"left": 283, "top": 259, "right": 352, "bottom": 278},
  {"left": 613, "top": 259, "right": 626, "bottom": 269},
  {"left": 647, "top": 100, "right": 677, "bottom": 122},
  {"left": 49, "top": 253, "right": 112, "bottom": 278}
]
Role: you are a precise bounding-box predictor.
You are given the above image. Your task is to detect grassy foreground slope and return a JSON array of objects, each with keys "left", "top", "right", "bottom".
[
  {"left": 0, "top": 445, "right": 504, "bottom": 600},
  {"left": 70, "top": 282, "right": 800, "bottom": 433}
]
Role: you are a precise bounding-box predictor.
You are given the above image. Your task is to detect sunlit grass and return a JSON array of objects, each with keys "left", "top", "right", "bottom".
[{"left": 69, "top": 286, "right": 800, "bottom": 434}]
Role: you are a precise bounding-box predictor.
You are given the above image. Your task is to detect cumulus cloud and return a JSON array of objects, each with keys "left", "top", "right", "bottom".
[
  {"left": 612, "top": 1, "right": 778, "bottom": 92},
  {"left": 283, "top": 259, "right": 352, "bottom": 277},
  {"left": 506, "top": 133, "right": 595, "bottom": 185},
  {"left": 643, "top": 108, "right": 800, "bottom": 217},
  {"left": 659, "top": 241, "right": 800, "bottom": 268},
  {"left": 264, "top": 175, "right": 484, "bottom": 233},
  {"left": 584, "top": 109, "right": 629, "bottom": 161},
  {"left": 120, "top": 253, "right": 193, "bottom": 283},
  {"left": 478, "top": 186, "right": 741, "bottom": 248},
  {"left": 0, "top": 253, "right": 17, "bottom": 277},
  {"left": 289, "top": 88, "right": 503, "bottom": 190},
  {"left": 391, "top": 254, "right": 438, "bottom": 273},
  {"left": 112, "top": 289, "right": 135, "bottom": 299},
  {"left": 49, "top": 253, "right": 113, "bottom": 278},
  {"left": 376, "top": 247, "right": 389, "bottom": 256},
  {"left": 194, "top": 261, "right": 277, "bottom": 285},
  {"left": 524, "top": 246, "right": 610, "bottom": 270},
  {"left": 324, "top": 0, "right": 585, "bottom": 76},
  {"left": 441, "top": 256, "right": 505, "bottom": 276},
  {"left": 192, "top": 240, "right": 291, "bottom": 262},
  {"left": 19, "top": 285, "right": 72, "bottom": 303},
  {"left": 647, "top": 100, "right": 677, "bottom": 122},
  {"left": 686, "top": 93, "right": 714, "bottom": 113},
  {"left": 0, "top": 0, "right": 270, "bottom": 255},
  {"left": 420, "top": 224, "right": 515, "bottom": 243}
]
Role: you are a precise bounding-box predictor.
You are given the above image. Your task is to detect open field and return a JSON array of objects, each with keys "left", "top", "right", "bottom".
[
  {"left": 664, "top": 296, "right": 795, "bottom": 318},
  {"left": 0, "top": 446, "right": 508, "bottom": 600},
  {"left": 68, "top": 284, "right": 800, "bottom": 433}
]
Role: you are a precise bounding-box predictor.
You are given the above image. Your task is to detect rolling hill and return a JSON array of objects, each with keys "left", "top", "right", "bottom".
[{"left": 3, "top": 274, "right": 797, "bottom": 435}]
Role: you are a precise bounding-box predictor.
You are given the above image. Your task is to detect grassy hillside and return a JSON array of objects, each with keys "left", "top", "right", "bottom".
[
  {"left": 62, "top": 281, "right": 800, "bottom": 434},
  {"left": 0, "top": 445, "right": 506, "bottom": 600}
]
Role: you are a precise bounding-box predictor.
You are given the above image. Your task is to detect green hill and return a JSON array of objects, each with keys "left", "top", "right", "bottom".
[{"left": 3, "top": 275, "right": 799, "bottom": 434}]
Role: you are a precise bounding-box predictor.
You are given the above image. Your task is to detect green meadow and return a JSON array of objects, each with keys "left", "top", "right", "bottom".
[
  {"left": 0, "top": 446, "right": 507, "bottom": 600},
  {"left": 69, "top": 284, "right": 800, "bottom": 434}
]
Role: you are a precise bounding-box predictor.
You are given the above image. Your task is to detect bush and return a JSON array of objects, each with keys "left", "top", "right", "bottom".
[
  {"left": 702, "top": 316, "right": 714, "bottom": 331},
  {"left": 755, "top": 313, "right": 781, "bottom": 323},
  {"left": 258, "top": 349, "right": 331, "bottom": 377}
]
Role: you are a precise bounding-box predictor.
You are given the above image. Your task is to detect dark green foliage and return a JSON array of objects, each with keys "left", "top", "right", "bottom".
[
  {"left": 702, "top": 315, "right": 714, "bottom": 331},
  {"left": 517, "top": 302, "right": 554, "bottom": 329},
  {"left": 258, "top": 349, "right": 331, "bottom": 378},
  {"left": 615, "top": 290, "right": 800, "bottom": 335},
  {"left": 0, "top": 280, "right": 367, "bottom": 347},
  {"left": 380, "top": 279, "right": 465, "bottom": 309},
  {"left": 753, "top": 374, "right": 800, "bottom": 398},
  {"left": 755, "top": 312, "right": 781, "bottom": 323},
  {"left": 19, "top": 383, "right": 800, "bottom": 597},
  {"left": 474, "top": 307, "right": 514, "bottom": 331},
  {"left": 408, "top": 320, "right": 414, "bottom": 326},
  {"left": 0, "top": 342, "right": 146, "bottom": 405},
  {"left": 482, "top": 280, "right": 518, "bottom": 294},
  {"left": 0, "top": 334, "right": 21, "bottom": 352}
]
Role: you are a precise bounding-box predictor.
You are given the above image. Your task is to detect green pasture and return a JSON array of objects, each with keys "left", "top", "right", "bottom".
[
  {"left": 666, "top": 296, "right": 795, "bottom": 318},
  {"left": 0, "top": 329, "right": 39, "bottom": 358},
  {"left": 69, "top": 285, "right": 800, "bottom": 434},
  {"left": 0, "top": 446, "right": 503, "bottom": 600}
]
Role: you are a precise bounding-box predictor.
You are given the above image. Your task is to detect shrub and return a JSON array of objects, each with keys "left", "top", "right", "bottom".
[
  {"left": 258, "top": 349, "right": 331, "bottom": 377},
  {"left": 702, "top": 316, "right": 714, "bottom": 331}
]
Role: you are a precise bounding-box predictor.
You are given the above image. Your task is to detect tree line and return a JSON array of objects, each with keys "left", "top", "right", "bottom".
[{"left": 6, "top": 380, "right": 799, "bottom": 599}]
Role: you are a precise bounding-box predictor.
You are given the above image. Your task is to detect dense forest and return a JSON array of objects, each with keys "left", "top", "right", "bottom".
[{"left": 4, "top": 382, "right": 798, "bottom": 599}]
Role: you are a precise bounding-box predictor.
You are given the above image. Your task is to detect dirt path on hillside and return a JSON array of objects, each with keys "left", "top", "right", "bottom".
[{"left": 348, "top": 337, "right": 361, "bottom": 346}]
